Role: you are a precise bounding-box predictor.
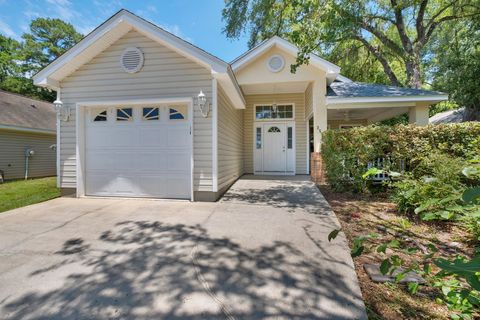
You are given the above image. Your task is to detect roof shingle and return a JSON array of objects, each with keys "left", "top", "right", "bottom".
[
  {"left": 327, "top": 81, "right": 445, "bottom": 98},
  {"left": 0, "top": 90, "right": 56, "bottom": 131}
]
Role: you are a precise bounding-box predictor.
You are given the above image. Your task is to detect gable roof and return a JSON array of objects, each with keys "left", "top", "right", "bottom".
[
  {"left": 33, "top": 9, "right": 245, "bottom": 108},
  {"left": 231, "top": 36, "right": 341, "bottom": 82},
  {"left": 0, "top": 90, "right": 56, "bottom": 133}
]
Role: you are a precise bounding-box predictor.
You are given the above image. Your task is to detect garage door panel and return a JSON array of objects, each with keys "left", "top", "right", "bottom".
[
  {"left": 86, "top": 152, "right": 113, "bottom": 171},
  {"left": 85, "top": 105, "right": 191, "bottom": 199},
  {"left": 166, "top": 176, "right": 190, "bottom": 198},
  {"left": 110, "top": 128, "right": 139, "bottom": 147},
  {"left": 167, "top": 152, "right": 190, "bottom": 172},
  {"left": 136, "top": 176, "right": 167, "bottom": 197},
  {"left": 167, "top": 126, "right": 190, "bottom": 148},
  {"left": 136, "top": 152, "right": 168, "bottom": 171},
  {"left": 139, "top": 127, "right": 167, "bottom": 147}
]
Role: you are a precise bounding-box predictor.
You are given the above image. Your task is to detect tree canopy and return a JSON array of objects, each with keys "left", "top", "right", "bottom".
[
  {"left": 222, "top": 0, "right": 480, "bottom": 118},
  {"left": 0, "top": 18, "right": 82, "bottom": 101}
]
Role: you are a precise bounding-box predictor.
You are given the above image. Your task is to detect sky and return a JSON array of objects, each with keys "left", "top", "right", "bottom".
[{"left": 0, "top": 0, "right": 250, "bottom": 62}]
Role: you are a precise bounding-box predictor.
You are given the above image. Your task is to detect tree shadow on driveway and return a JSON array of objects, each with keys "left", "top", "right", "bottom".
[{"left": 3, "top": 220, "right": 366, "bottom": 319}]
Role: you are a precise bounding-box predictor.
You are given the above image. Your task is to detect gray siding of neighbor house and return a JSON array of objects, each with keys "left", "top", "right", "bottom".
[
  {"left": 217, "top": 85, "right": 244, "bottom": 192},
  {"left": 59, "top": 30, "right": 214, "bottom": 193},
  {"left": 0, "top": 130, "right": 56, "bottom": 180}
]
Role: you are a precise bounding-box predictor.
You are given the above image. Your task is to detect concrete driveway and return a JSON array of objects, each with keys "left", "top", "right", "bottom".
[{"left": 0, "top": 175, "right": 366, "bottom": 319}]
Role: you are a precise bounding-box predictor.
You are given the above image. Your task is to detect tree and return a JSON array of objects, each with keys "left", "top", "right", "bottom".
[
  {"left": 0, "top": 18, "right": 82, "bottom": 101},
  {"left": 222, "top": 0, "right": 480, "bottom": 88},
  {"left": 22, "top": 18, "right": 83, "bottom": 74},
  {"left": 431, "top": 16, "right": 480, "bottom": 120}
]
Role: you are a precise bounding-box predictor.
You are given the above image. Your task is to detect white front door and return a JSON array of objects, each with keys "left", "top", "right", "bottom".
[
  {"left": 263, "top": 124, "right": 286, "bottom": 172},
  {"left": 254, "top": 122, "right": 295, "bottom": 174}
]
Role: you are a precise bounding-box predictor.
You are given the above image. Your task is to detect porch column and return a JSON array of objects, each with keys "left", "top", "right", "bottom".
[
  {"left": 408, "top": 104, "right": 429, "bottom": 126},
  {"left": 311, "top": 79, "right": 327, "bottom": 184},
  {"left": 312, "top": 80, "right": 327, "bottom": 152}
]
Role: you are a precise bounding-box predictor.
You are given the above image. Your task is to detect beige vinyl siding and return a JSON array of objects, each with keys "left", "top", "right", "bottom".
[
  {"left": 59, "top": 30, "right": 213, "bottom": 191},
  {"left": 0, "top": 130, "right": 56, "bottom": 180},
  {"left": 243, "top": 93, "right": 307, "bottom": 174},
  {"left": 328, "top": 119, "right": 368, "bottom": 129},
  {"left": 217, "top": 85, "right": 244, "bottom": 191},
  {"left": 305, "top": 83, "right": 313, "bottom": 119}
]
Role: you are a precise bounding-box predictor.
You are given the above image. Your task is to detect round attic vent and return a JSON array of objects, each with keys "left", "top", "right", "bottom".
[
  {"left": 267, "top": 54, "right": 285, "bottom": 73},
  {"left": 120, "top": 47, "right": 144, "bottom": 73}
]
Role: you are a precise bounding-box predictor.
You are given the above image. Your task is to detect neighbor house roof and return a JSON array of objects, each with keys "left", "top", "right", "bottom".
[
  {"left": 326, "top": 82, "right": 448, "bottom": 105},
  {"left": 0, "top": 90, "right": 56, "bottom": 134},
  {"left": 231, "top": 36, "right": 341, "bottom": 84},
  {"left": 429, "top": 108, "right": 466, "bottom": 124},
  {"left": 33, "top": 9, "right": 245, "bottom": 108}
]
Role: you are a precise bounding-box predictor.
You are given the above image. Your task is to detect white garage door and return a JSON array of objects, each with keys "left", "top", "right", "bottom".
[{"left": 85, "top": 104, "right": 192, "bottom": 199}]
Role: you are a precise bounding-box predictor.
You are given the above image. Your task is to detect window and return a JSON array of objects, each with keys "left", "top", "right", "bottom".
[
  {"left": 255, "top": 105, "right": 293, "bottom": 120},
  {"left": 169, "top": 108, "right": 185, "bottom": 120},
  {"left": 339, "top": 124, "right": 362, "bottom": 129},
  {"left": 256, "top": 127, "right": 262, "bottom": 149},
  {"left": 268, "top": 126, "right": 281, "bottom": 133},
  {"left": 116, "top": 108, "right": 133, "bottom": 121},
  {"left": 287, "top": 127, "right": 293, "bottom": 149},
  {"left": 143, "top": 107, "right": 159, "bottom": 120},
  {"left": 93, "top": 109, "right": 107, "bottom": 122}
]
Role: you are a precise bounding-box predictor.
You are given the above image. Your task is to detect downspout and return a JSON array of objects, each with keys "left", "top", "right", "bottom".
[{"left": 24, "top": 148, "right": 35, "bottom": 180}]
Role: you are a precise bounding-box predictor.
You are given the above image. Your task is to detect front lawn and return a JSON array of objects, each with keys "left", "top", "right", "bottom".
[{"left": 0, "top": 177, "right": 60, "bottom": 213}]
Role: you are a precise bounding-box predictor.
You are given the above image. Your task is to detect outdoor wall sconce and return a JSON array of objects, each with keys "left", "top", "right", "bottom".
[
  {"left": 195, "top": 90, "right": 210, "bottom": 118},
  {"left": 54, "top": 99, "right": 70, "bottom": 122}
]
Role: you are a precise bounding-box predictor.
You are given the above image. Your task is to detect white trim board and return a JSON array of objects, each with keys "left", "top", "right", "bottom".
[{"left": 75, "top": 97, "right": 194, "bottom": 201}]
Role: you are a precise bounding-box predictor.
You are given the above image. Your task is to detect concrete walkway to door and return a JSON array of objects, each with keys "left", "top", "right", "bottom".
[{"left": 0, "top": 175, "right": 366, "bottom": 319}]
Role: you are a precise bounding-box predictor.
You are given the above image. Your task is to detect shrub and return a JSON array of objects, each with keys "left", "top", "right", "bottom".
[{"left": 321, "top": 122, "right": 480, "bottom": 192}]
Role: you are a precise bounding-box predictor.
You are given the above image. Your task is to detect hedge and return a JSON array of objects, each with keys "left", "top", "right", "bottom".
[{"left": 321, "top": 122, "right": 480, "bottom": 192}]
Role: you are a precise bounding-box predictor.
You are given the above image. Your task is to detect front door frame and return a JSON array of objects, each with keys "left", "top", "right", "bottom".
[{"left": 253, "top": 120, "right": 296, "bottom": 175}]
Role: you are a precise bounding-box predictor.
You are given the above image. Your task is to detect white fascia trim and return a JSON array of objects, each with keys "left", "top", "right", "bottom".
[
  {"left": 0, "top": 124, "right": 56, "bottom": 135},
  {"left": 76, "top": 97, "right": 193, "bottom": 107},
  {"left": 34, "top": 10, "right": 230, "bottom": 87},
  {"left": 231, "top": 36, "right": 341, "bottom": 74},
  {"left": 212, "top": 78, "right": 218, "bottom": 192},
  {"left": 326, "top": 94, "right": 449, "bottom": 105}
]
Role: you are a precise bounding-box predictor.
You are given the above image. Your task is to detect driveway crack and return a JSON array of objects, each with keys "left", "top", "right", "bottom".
[{"left": 190, "top": 244, "right": 236, "bottom": 320}]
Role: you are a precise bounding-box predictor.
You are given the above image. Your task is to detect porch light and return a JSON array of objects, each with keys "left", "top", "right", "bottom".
[
  {"left": 54, "top": 99, "right": 70, "bottom": 122},
  {"left": 196, "top": 90, "right": 210, "bottom": 118}
]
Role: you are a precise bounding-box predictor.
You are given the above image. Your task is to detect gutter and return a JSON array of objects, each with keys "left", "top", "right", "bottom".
[{"left": 0, "top": 124, "right": 56, "bottom": 135}]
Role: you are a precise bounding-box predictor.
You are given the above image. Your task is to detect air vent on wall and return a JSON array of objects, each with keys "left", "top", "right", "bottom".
[
  {"left": 120, "top": 47, "right": 144, "bottom": 73},
  {"left": 267, "top": 54, "right": 285, "bottom": 73}
]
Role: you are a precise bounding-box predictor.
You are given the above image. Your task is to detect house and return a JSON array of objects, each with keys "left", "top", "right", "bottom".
[
  {"left": 0, "top": 90, "right": 56, "bottom": 181},
  {"left": 33, "top": 9, "right": 448, "bottom": 201},
  {"left": 429, "top": 108, "right": 466, "bottom": 124}
]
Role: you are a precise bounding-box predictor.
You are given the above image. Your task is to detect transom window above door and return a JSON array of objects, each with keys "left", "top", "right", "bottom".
[{"left": 255, "top": 104, "right": 293, "bottom": 120}]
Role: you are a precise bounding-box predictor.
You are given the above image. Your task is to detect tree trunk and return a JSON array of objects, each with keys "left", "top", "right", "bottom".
[
  {"left": 463, "top": 106, "right": 480, "bottom": 122},
  {"left": 406, "top": 53, "right": 422, "bottom": 89}
]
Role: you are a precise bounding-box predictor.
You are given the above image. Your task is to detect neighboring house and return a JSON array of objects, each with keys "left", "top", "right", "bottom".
[
  {"left": 429, "top": 108, "right": 466, "bottom": 124},
  {"left": 33, "top": 9, "right": 448, "bottom": 201},
  {"left": 0, "top": 90, "right": 56, "bottom": 181}
]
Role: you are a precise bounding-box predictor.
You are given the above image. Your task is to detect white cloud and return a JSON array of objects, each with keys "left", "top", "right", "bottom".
[
  {"left": 45, "top": 0, "right": 75, "bottom": 20},
  {"left": 0, "top": 19, "right": 17, "bottom": 38},
  {"left": 160, "top": 24, "right": 193, "bottom": 43}
]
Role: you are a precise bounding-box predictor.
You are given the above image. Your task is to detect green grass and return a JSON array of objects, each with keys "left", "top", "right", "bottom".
[{"left": 0, "top": 177, "right": 60, "bottom": 213}]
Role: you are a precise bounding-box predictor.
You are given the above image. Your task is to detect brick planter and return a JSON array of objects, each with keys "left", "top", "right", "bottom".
[{"left": 310, "top": 152, "right": 325, "bottom": 184}]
